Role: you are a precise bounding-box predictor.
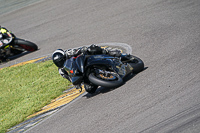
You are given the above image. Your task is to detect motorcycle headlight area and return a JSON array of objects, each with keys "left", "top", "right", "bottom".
[{"left": 70, "top": 68, "right": 80, "bottom": 75}]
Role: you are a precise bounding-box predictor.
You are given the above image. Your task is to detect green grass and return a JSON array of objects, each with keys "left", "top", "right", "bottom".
[{"left": 0, "top": 60, "right": 71, "bottom": 133}]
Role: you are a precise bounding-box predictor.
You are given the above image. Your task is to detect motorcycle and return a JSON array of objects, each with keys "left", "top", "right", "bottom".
[
  {"left": 63, "top": 49, "right": 144, "bottom": 94},
  {"left": 0, "top": 32, "right": 38, "bottom": 61}
]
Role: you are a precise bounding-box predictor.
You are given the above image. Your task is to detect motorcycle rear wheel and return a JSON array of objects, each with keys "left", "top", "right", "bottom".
[
  {"left": 14, "top": 38, "right": 38, "bottom": 52},
  {"left": 88, "top": 71, "right": 123, "bottom": 88}
]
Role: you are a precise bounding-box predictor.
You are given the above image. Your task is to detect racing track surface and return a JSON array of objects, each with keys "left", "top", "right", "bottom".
[{"left": 1, "top": 0, "right": 200, "bottom": 132}]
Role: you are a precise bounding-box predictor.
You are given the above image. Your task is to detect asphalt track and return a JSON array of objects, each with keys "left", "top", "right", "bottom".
[{"left": 1, "top": 0, "right": 200, "bottom": 132}]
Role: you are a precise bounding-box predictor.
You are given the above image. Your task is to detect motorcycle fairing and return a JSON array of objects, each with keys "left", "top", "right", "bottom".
[
  {"left": 63, "top": 57, "right": 74, "bottom": 75},
  {"left": 86, "top": 55, "right": 115, "bottom": 69},
  {"left": 75, "top": 55, "right": 85, "bottom": 73},
  {"left": 71, "top": 76, "right": 83, "bottom": 85},
  {"left": 63, "top": 56, "right": 84, "bottom": 85}
]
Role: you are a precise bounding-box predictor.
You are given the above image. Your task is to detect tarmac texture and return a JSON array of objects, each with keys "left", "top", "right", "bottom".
[{"left": 1, "top": 0, "right": 200, "bottom": 133}]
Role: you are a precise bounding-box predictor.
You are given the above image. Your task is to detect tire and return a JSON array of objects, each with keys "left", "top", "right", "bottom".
[
  {"left": 14, "top": 38, "right": 38, "bottom": 52},
  {"left": 128, "top": 56, "right": 144, "bottom": 73},
  {"left": 88, "top": 72, "right": 123, "bottom": 88},
  {"left": 84, "top": 84, "right": 98, "bottom": 94}
]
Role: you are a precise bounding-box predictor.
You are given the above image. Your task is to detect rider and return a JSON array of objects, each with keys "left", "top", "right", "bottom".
[
  {"left": 52, "top": 44, "right": 122, "bottom": 82},
  {"left": 0, "top": 26, "right": 12, "bottom": 46},
  {"left": 0, "top": 26, "right": 13, "bottom": 60}
]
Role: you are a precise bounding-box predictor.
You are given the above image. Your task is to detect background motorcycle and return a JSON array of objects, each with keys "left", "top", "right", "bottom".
[
  {"left": 0, "top": 32, "right": 38, "bottom": 61},
  {"left": 63, "top": 50, "right": 144, "bottom": 94}
]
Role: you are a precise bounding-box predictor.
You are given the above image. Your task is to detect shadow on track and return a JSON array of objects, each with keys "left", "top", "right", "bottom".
[
  {"left": 83, "top": 67, "right": 148, "bottom": 98},
  {"left": 0, "top": 49, "right": 39, "bottom": 65}
]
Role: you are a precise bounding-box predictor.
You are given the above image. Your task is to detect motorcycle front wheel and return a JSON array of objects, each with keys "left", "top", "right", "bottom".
[
  {"left": 88, "top": 70, "right": 123, "bottom": 88},
  {"left": 128, "top": 56, "right": 144, "bottom": 73}
]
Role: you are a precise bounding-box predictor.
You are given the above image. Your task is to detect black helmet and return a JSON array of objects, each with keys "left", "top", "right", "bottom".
[{"left": 52, "top": 49, "right": 66, "bottom": 68}]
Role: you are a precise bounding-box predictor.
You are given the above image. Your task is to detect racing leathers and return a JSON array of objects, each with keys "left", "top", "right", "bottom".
[
  {"left": 0, "top": 27, "right": 12, "bottom": 47},
  {"left": 0, "top": 27, "right": 13, "bottom": 59}
]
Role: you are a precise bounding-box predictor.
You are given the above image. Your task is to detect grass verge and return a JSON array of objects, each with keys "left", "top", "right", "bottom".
[{"left": 0, "top": 60, "right": 71, "bottom": 133}]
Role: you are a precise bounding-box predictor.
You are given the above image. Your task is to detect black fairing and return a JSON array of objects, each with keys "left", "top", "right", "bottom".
[
  {"left": 63, "top": 57, "right": 74, "bottom": 76},
  {"left": 75, "top": 55, "right": 85, "bottom": 73},
  {"left": 63, "top": 57, "right": 83, "bottom": 85},
  {"left": 86, "top": 55, "right": 115, "bottom": 69}
]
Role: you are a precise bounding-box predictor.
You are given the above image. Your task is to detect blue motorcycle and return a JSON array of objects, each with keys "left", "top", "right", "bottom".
[{"left": 63, "top": 51, "right": 144, "bottom": 94}]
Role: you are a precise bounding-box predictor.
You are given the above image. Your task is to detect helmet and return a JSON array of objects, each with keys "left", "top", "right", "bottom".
[{"left": 52, "top": 49, "right": 66, "bottom": 68}]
